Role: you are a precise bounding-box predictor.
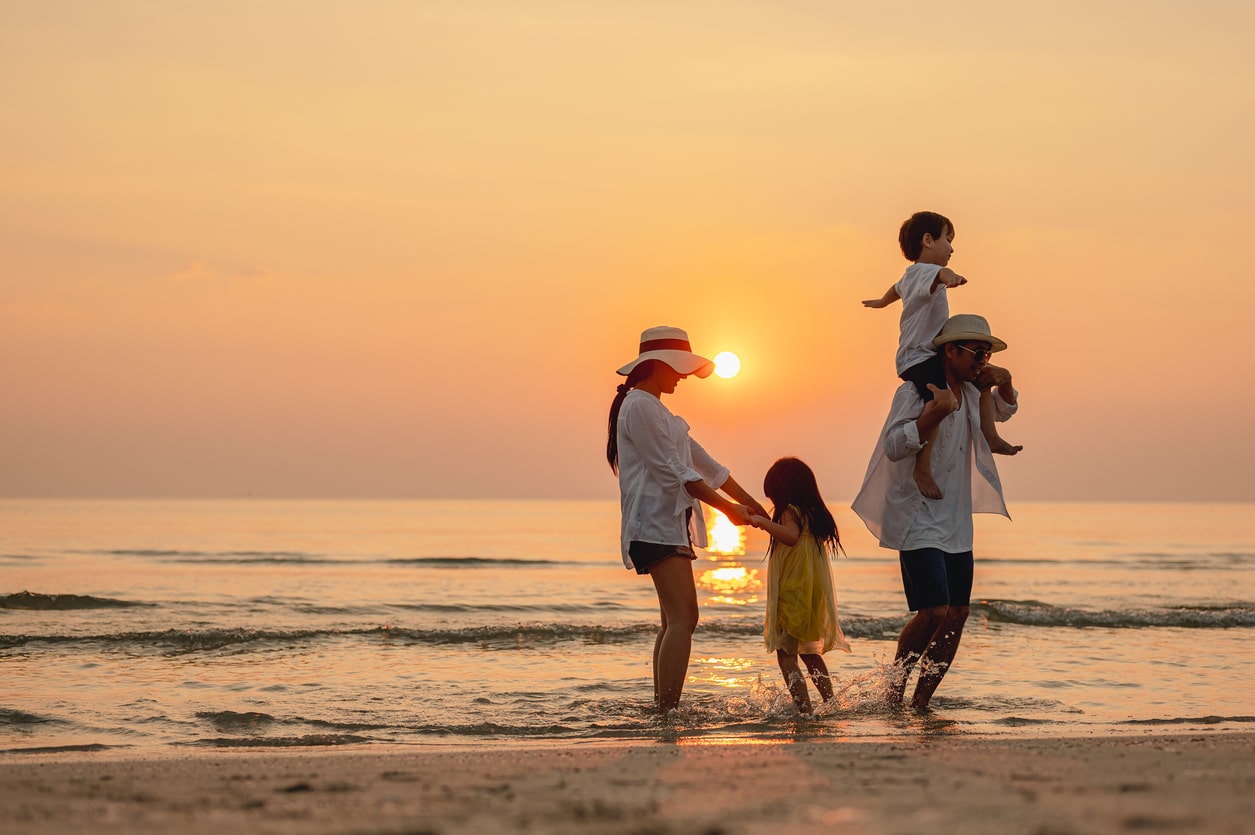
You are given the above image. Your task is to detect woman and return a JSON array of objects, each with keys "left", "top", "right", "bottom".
[{"left": 607, "top": 326, "right": 766, "bottom": 713}]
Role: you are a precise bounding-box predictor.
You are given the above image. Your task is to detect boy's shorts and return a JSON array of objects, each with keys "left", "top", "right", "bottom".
[
  {"left": 900, "top": 355, "right": 947, "bottom": 402},
  {"left": 899, "top": 548, "right": 974, "bottom": 611},
  {"left": 628, "top": 542, "right": 696, "bottom": 575}
]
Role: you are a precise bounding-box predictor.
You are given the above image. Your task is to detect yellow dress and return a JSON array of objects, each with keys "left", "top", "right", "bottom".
[{"left": 764, "top": 508, "right": 851, "bottom": 655}]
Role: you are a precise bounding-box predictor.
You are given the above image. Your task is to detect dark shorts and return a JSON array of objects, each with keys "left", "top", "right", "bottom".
[
  {"left": 899, "top": 548, "right": 974, "bottom": 611},
  {"left": 900, "top": 355, "right": 947, "bottom": 402},
  {"left": 628, "top": 542, "right": 696, "bottom": 575}
]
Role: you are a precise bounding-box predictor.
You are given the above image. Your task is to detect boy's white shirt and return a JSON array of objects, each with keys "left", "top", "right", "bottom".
[{"left": 894, "top": 262, "right": 948, "bottom": 375}]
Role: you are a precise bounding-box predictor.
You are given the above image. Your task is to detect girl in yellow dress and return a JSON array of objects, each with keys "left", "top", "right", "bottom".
[{"left": 750, "top": 457, "right": 851, "bottom": 713}]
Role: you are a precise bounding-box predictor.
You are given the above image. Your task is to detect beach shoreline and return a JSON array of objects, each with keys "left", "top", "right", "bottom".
[{"left": 4, "top": 731, "right": 1252, "bottom": 834}]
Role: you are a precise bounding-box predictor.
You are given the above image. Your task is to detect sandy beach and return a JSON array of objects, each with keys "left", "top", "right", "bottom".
[{"left": 3, "top": 732, "right": 1252, "bottom": 834}]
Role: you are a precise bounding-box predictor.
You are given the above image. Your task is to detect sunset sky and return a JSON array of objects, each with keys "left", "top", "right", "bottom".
[{"left": 3, "top": 2, "right": 1253, "bottom": 502}]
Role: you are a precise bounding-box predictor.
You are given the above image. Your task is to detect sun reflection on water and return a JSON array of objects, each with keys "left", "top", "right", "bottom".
[
  {"left": 705, "top": 509, "right": 745, "bottom": 556},
  {"left": 696, "top": 564, "right": 761, "bottom": 606},
  {"left": 696, "top": 655, "right": 759, "bottom": 690}
]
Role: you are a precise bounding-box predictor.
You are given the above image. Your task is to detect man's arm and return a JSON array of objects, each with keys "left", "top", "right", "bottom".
[{"left": 884, "top": 384, "right": 958, "bottom": 462}]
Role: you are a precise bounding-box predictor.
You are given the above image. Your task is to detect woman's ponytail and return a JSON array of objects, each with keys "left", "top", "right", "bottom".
[{"left": 606, "top": 361, "right": 659, "bottom": 473}]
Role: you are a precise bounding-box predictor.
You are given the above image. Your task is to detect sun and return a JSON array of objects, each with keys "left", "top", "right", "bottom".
[{"left": 713, "top": 351, "right": 741, "bottom": 379}]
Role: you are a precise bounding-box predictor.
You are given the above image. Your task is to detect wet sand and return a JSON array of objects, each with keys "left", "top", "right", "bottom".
[{"left": 3, "top": 732, "right": 1252, "bottom": 834}]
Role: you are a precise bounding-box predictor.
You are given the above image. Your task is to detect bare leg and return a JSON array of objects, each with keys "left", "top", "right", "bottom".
[
  {"left": 776, "top": 650, "right": 813, "bottom": 713},
  {"left": 800, "top": 653, "right": 834, "bottom": 702},
  {"left": 651, "top": 605, "right": 667, "bottom": 706},
  {"left": 648, "top": 556, "right": 700, "bottom": 713},
  {"left": 887, "top": 605, "right": 948, "bottom": 705},
  {"left": 913, "top": 426, "right": 944, "bottom": 499},
  {"left": 980, "top": 388, "right": 1022, "bottom": 455},
  {"left": 911, "top": 606, "right": 969, "bottom": 709}
]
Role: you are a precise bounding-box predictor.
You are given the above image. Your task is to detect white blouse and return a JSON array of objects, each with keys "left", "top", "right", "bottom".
[{"left": 615, "top": 390, "right": 728, "bottom": 568}]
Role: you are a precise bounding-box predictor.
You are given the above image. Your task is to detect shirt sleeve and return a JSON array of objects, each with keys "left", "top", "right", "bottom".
[
  {"left": 898, "top": 263, "right": 942, "bottom": 303},
  {"left": 883, "top": 384, "right": 926, "bottom": 462},
  {"left": 689, "top": 437, "right": 730, "bottom": 490},
  {"left": 621, "top": 397, "right": 704, "bottom": 491},
  {"left": 991, "top": 387, "right": 1019, "bottom": 421}
]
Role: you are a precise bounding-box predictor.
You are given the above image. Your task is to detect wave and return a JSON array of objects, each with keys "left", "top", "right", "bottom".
[
  {"left": 0, "top": 627, "right": 342, "bottom": 652},
  {"left": 1120, "top": 715, "right": 1255, "bottom": 726},
  {"left": 977, "top": 599, "right": 1255, "bottom": 629},
  {"left": 5, "top": 599, "right": 1251, "bottom": 653},
  {"left": 0, "top": 591, "right": 146, "bottom": 610},
  {"left": 0, "top": 618, "right": 897, "bottom": 652},
  {"left": 187, "top": 734, "right": 374, "bottom": 748},
  {"left": 0, "top": 708, "right": 60, "bottom": 726},
  {"left": 80, "top": 549, "right": 576, "bottom": 566},
  {"left": 700, "top": 615, "right": 906, "bottom": 641},
  {"left": 2, "top": 743, "right": 117, "bottom": 755}
]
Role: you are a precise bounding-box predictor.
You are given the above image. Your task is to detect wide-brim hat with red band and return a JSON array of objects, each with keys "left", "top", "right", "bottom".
[{"left": 617, "top": 326, "right": 715, "bottom": 378}]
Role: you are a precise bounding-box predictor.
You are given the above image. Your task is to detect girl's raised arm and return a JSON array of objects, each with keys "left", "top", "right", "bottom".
[{"left": 750, "top": 507, "right": 801, "bottom": 546}]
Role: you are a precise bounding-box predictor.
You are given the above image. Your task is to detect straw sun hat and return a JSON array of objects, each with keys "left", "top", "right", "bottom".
[
  {"left": 616, "top": 326, "right": 715, "bottom": 378},
  {"left": 932, "top": 313, "right": 1008, "bottom": 353}
]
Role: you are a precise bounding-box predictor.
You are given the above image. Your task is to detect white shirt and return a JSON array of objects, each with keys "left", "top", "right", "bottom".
[
  {"left": 851, "top": 381, "right": 1017, "bottom": 552},
  {"left": 616, "top": 390, "right": 729, "bottom": 568},
  {"left": 894, "top": 262, "right": 948, "bottom": 375}
]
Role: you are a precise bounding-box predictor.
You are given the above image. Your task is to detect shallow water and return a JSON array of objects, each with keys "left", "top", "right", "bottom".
[{"left": 2, "top": 499, "right": 1252, "bottom": 753}]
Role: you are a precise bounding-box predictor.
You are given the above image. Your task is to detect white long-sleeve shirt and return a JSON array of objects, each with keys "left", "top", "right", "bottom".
[
  {"left": 616, "top": 390, "right": 728, "bottom": 568},
  {"left": 851, "top": 381, "right": 1017, "bottom": 552}
]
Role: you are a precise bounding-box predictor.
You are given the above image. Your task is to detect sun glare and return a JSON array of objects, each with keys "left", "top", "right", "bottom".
[
  {"left": 705, "top": 509, "right": 746, "bottom": 555},
  {"left": 713, "top": 352, "right": 740, "bottom": 379}
]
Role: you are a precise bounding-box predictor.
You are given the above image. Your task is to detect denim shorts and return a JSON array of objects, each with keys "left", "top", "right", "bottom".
[
  {"left": 899, "top": 548, "right": 974, "bottom": 610},
  {"left": 628, "top": 542, "right": 696, "bottom": 575}
]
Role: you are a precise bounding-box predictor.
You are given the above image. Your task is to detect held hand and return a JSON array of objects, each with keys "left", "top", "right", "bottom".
[
  {"left": 926, "top": 383, "right": 960, "bottom": 413},
  {"left": 748, "top": 514, "right": 771, "bottom": 529},
  {"left": 724, "top": 504, "right": 754, "bottom": 527}
]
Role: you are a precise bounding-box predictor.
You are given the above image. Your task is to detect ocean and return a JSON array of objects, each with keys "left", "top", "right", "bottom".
[{"left": 2, "top": 499, "right": 1252, "bottom": 754}]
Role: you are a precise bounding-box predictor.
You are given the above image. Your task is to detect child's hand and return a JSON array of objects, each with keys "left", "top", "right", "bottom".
[
  {"left": 862, "top": 298, "right": 892, "bottom": 309},
  {"left": 725, "top": 504, "right": 754, "bottom": 526},
  {"left": 938, "top": 268, "right": 967, "bottom": 288}
]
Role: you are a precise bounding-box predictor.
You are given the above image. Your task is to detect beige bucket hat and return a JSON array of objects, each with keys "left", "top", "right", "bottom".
[{"left": 933, "top": 313, "right": 1008, "bottom": 353}]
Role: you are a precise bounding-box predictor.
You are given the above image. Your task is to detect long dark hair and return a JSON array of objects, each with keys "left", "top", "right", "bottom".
[
  {"left": 606, "top": 360, "right": 662, "bottom": 474},
  {"left": 762, "top": 457, "right": 842, "bottom": 557}
]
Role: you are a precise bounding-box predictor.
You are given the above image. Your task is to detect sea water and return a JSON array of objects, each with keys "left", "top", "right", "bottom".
[{"left": 2, "top": 499, "right": 1251, "bottom": 753}]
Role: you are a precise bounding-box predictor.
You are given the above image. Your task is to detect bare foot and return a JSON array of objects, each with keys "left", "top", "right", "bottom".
[
  {"left": 913, "top": 468, "right": 944, "bottom": 499},
  {"left": 990, "top": 439, "right": 1023, "bottom": 455},
  {"left": 885, "top": 667, "right": 908, "bottom": 706}
]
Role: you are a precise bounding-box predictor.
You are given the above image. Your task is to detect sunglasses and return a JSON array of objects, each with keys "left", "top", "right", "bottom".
[{"left": 953, "top": 344, "right": 992, "bottom": 364}]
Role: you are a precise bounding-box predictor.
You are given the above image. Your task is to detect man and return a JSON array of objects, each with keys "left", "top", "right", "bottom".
[{"left": 852, "top": 313, "right": 1018, "bottom": 709}]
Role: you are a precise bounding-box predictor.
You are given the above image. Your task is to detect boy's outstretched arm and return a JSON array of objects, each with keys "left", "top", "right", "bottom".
[
  {"left": 932, "top": 268, "right": 967, "bottom": 291},
  {"left": 862, "top": 285, "right": 900, "bottom": 308}
]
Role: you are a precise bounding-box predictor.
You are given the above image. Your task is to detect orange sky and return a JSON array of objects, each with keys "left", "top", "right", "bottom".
[{"left": 3, "top": 2, "right": 1253, "bottom": 501}]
